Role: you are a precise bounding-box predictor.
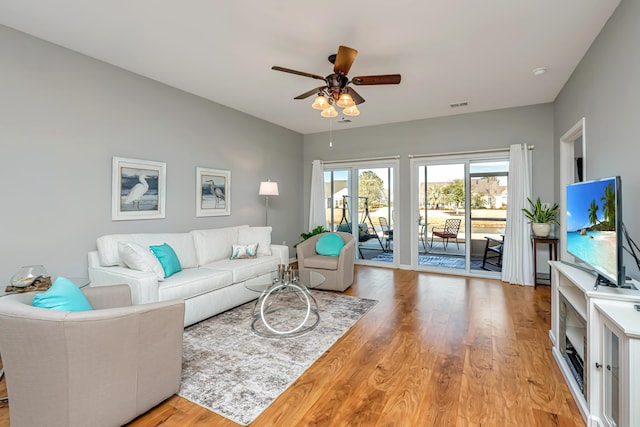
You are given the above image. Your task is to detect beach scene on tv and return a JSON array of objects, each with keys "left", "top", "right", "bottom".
[{"left": 566, "top": 178, "right": 617, "bottom": 280}]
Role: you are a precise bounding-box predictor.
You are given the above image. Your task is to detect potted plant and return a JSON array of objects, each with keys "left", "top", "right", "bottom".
[
  {"left": 522, "top": 197, "right": 559, "bottom": 237},
  {"left": 294, "top": 225, "right": 329, "bottom": 248}
]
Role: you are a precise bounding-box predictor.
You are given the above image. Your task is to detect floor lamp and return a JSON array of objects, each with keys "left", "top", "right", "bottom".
[{"left": 259, "top": 180, "right": 279, "bottom": 226}]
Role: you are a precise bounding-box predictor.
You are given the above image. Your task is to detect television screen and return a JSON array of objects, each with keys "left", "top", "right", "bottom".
[{"left": 566, "top": 176, "right": 623, "bottom": 286}]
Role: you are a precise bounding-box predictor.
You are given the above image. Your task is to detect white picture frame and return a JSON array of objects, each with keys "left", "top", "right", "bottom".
[
  {"left": 112, "top": 157, "right": 166, "bottom": 221},
  {"left": 196, "top": 167, "right": 230, "bottom": 217}
]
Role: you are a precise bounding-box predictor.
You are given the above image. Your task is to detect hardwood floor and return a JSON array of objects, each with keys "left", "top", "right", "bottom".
[{"left": 0, "top": 266, "right": 584, "bottom": 426}]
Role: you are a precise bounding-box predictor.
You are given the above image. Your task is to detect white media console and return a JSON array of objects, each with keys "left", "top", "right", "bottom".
[{"left": 550, "top": 261, "right": 640, "bottom": 427}]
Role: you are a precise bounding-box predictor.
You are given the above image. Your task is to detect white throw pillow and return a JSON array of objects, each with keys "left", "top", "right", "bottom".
[
  {"left": 238, "top": 226, "right": 272, "bottom": 256},
  {"left": 118, "top": 241, "right": 165, "bottom": 281}
]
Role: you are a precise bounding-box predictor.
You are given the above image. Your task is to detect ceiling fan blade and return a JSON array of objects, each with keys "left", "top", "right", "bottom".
[
  {"left": 346, "top": 87, "right": 365, "bottom": 105},
  {"left": 333, "top": 46, "right": 358, "bottom": 75},
  {"left": 294, "top": 86, "right": 326, "bottom": 100},
  {"left": 272, "top": 66, "right": 326, "bottom": 81},
  {"left": 351, "top": 74, "right": 401, "bottom": 85}
]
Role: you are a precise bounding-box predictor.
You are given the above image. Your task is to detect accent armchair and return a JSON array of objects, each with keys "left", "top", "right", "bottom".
[
  {"left": 0, "top": 285, "right": 185, "bottom": 427},
  {"left": 296, "top": 231, "right": 356, "bottom": 292}
]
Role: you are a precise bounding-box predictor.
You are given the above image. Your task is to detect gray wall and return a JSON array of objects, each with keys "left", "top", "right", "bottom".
[
  {"left": 554, "top": 0, "right": 640, "bottom": 280},
  {"left": 303, "top": 104, "right": 555, "bottom": 266},
  {"left": 0, "top": 25, "right": 303, "bottom": 282}
]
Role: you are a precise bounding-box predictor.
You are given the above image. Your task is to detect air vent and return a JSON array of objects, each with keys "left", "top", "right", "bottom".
[{"left": 449, "top": 101, "right": 469, "bottom": 108}]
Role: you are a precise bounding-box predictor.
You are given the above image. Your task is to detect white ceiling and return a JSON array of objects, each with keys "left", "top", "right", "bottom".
[{"left": 0, "top": 1, "right": 621, "bottom": 135}]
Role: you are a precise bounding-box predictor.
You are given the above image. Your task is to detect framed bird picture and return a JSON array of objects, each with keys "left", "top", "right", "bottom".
[
  {"left": 112, "top": 157, "right": 166, "bottom": 221},
  {"left": 196, "top": 167, "right": 231, "bottom": 217}
]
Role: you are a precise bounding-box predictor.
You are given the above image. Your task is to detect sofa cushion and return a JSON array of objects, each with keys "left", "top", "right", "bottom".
[
  {"left": 150, "top": 243, "right": 182, "bottom": 278},
  {"left": 32, "top": 277, "right": 93, "bottom": 312},
  {"left": 304, "top": 254, "right": 339, "bottom": 271},
  {"left": 97, "top": 233, "right": 198, "bottom": 268},
  {"left": 191, "top": 225, "right": 250, "bottom": 265},
  {"left": 201, "top": 255, "right": 280, "bottom": 283},
  {"left": 158, "top": 268, "right": 233, "bottom": 301},
  {"left": 238, "top": 226, "right": 272, "bottom": 256},
  {"left": 118, "top": 241, "right": 165, "bottom": 281}
]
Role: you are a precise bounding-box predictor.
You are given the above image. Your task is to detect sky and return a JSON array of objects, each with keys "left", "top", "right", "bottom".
[{"left": 566, "top": 177, "right": 616, "bottom": 231}]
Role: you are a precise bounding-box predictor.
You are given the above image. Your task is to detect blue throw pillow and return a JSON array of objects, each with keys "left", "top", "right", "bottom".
[
  {"left": 149, "top": 243, "right": 182, "bottom": 278},
  {"left": 316, "top": 234, "right": 345, "bottom": 256},
  {"left": 32, "top": 276, "right": 93, "bottom": 312}
]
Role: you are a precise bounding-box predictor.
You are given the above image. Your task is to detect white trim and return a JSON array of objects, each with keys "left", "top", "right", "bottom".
[
  {"left": 559, "top": 117, "right": 586, "bottom": 261},
  {"left": 408, "top": 145, "right": 534, "bottom": 159},
  {"left": 322, "top": 155, "right": 400, "bottom": 165}
]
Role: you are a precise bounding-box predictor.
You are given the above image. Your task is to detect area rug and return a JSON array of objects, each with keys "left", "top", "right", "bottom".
[{"left": 178, "top": 290, "right": 377, "bottom": 425}]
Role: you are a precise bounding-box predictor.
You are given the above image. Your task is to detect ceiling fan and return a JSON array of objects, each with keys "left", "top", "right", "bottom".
[{"left": 272, "top": 45, "right": 401, "bottom": 117}]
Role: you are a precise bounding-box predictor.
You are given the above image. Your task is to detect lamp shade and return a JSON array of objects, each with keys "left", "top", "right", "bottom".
[
  {"left": 336, "top": 93, "right": 355, "bottom": 109},
  {"left": 311, "top": 95, "right": 330, "bottom": 110},
  {"left": 321, "top": 105, "right": 338, "bottom": 118},
  {"left": 342, "top": 105, "right": 360, "bottom": 116},
  {"left": 259, "top": 181, "right": 279, "bottom": 196}
]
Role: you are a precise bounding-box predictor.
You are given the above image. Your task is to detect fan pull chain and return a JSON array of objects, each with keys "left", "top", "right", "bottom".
[{"left": 329, "top": 118, "right": 333, "bottom": 148}]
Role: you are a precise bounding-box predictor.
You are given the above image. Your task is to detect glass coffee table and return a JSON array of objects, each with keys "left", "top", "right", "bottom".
[{"left": 245, "top": 269, "right": 325, "bottom": 338}]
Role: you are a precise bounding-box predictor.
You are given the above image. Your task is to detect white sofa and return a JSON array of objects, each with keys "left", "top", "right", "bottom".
[{"left": 88, "top": 225, "right": 288, "bottom": 326}]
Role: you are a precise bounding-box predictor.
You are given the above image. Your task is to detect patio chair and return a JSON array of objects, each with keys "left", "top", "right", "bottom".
[
  {"left": 378, "top": 217, "right": 393, "bottom": 251},
  {"left": 482, "top": 235, "right": 504, "bottom": 271},
  {"left": 430, "top": 219, "right": 462, "bottom": 250}
]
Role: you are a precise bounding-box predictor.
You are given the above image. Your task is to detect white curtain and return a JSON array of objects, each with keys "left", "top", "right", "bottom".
[
  {"left": 502, "top": 144, "right": 534, "bottom": 286},
  {"left": 308, "top": 160, "right": 326, "bottom": 231}
]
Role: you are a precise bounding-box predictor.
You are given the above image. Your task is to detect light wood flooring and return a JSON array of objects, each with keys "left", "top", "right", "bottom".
[{"left": 0, "top": 266, "right": 584, "bottom": 426}]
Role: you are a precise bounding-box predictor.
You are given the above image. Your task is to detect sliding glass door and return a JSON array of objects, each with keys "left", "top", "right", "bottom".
[
  {"left": 416, "top": 162, "right": 467, "bottom": 270},
  {"left": 412, "top": 155, "right": 508, "bottom": 276},
  {"left": 324, "top": 160, "right": 398, "bottom": 265}
]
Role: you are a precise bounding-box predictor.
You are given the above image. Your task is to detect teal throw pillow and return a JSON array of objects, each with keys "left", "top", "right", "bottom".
[
  {"left": 32, "top": 276, "right": 93, "bottom": 312},
  {"left": 149, "top": 243, "right": 182, "bottom": 278},
  {"left": 316, "top": 234, "right": 345, "bottom": 256}
]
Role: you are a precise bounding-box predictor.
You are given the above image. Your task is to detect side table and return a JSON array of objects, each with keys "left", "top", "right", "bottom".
[{"left": 532, "top": 235, "right": 558, "bottom": 288}]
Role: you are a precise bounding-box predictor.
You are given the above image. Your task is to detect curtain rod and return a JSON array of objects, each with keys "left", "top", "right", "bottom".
[
  {"left": 322, "top": 155, "right": 401, "bottom": 165},
  {"left": 408, "top": 145, "right": 534, "bottom": 159}
]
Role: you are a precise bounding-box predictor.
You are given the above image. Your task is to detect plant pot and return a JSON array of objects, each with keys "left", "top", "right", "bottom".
[{"left": 532, "top": 222, "right": 551, "bottom": 237}]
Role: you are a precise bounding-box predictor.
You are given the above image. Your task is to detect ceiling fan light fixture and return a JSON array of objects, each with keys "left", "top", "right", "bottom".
[
  {"left": 321, "top": 105, "right": 338, "bottom": 118},
  {"left": 311, "top": 94, "right": 330, "bottom": 110},
  {"left": 336, "top": 93, "right": 355, "bottom": 109},
  {"left": 342, "top": 105, "right": 360, "bottom": 116}
]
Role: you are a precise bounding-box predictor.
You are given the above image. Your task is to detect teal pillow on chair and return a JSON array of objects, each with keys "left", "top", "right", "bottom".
[
  {"left": 316, "top": 234, "right": 345, "bottom": 256},
  {"left": 149, "top": 243, "right": 182, "bottom": 278},
  {"left": 32, "top": 276, "right": 93, "bottom": 312}
]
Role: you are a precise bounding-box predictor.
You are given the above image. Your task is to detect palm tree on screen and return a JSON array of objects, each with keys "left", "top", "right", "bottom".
[
  {"left": 588, "top": 200, "right": 599, "bottom": 227},
  {"left": 600, "top": 183, "right": 615, "bottom": 228}
]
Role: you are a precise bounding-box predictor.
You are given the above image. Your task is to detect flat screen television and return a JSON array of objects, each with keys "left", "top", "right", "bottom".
[{"left": 566, "top": 176, "right": 625, "bottom": 287}]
